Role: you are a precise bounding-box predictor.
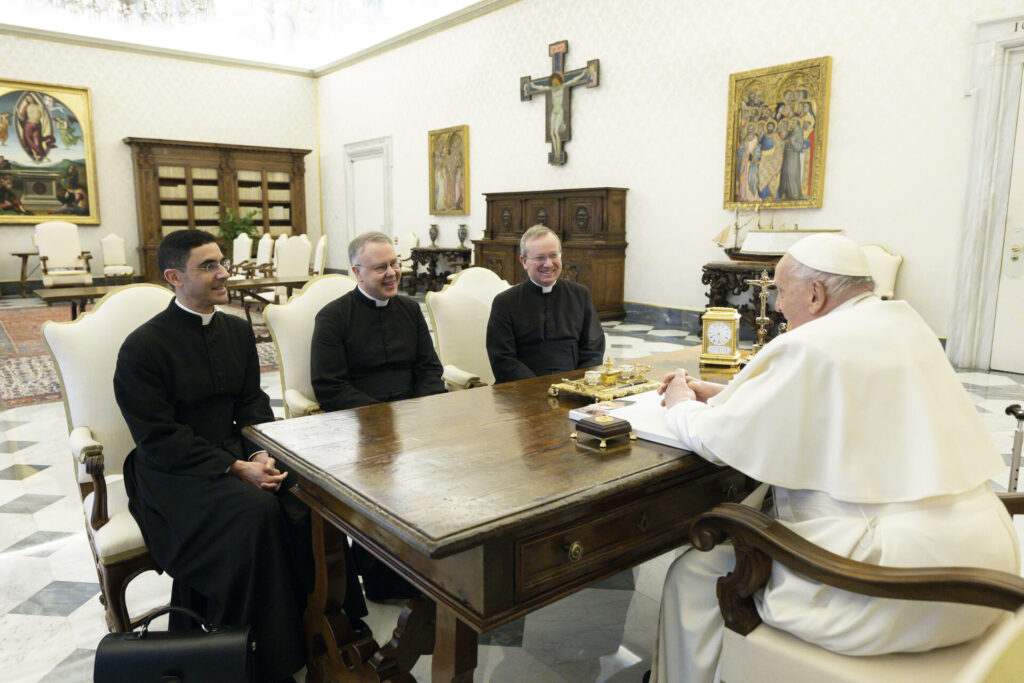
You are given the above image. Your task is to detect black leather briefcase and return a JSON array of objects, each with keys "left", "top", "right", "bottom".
[{"left": 94, "top": 605, "right": 254, "bottom": 683}]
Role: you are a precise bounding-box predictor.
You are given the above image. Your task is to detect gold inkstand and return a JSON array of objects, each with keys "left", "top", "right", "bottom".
[{"left": 548, "top": 358, "right": 660, "bottom": 401}]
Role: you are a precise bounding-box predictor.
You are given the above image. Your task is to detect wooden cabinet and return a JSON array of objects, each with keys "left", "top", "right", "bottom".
[
  {"left": 475, "top": 187, "right": 627, "bottom": 318},
  {"left": 124, "top": 137, "right": 311, "bottom": 282}
]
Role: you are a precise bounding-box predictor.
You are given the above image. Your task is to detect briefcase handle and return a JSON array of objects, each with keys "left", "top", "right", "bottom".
[{"left": 130, "top": 605, "right": 217, "bottom": 639}]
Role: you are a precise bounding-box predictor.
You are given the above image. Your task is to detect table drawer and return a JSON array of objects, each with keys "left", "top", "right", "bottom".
[{"left": 515, "top": 470, "right": 743, "bottom": 601}]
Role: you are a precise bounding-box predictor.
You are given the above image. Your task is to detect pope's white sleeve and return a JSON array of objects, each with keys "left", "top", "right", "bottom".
[{"left": 663, "top": 401, "right": 727, "bottom": 465}]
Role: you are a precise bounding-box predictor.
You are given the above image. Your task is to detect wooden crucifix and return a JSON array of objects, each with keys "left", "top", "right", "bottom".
[{"left": 520, "top": 40, "right": 599, "bottom": 165}]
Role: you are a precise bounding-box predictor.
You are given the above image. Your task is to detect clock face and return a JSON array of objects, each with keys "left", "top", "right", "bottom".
[{"left": 707, "top": 321, "right": 733, "bottom": 346}]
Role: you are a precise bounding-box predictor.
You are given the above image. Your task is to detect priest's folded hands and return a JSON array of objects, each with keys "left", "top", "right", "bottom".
[{"left": 229, "top": 457, "right": 287, "bottom": 492}]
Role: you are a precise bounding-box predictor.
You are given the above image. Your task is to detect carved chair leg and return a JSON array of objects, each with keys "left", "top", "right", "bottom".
[{"left": 96, "top": 552, "right": 160, "bottom": 632}]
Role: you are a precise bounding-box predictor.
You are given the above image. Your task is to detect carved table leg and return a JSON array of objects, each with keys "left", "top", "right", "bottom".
[
  {"left": 369, "top": 596, "right": 436, "bottom": 680},
  {"left": 305, "top": 512, "right": 377, "bottom": 683},
  {"left": 431, "top": 603, "right": 477, "bottom": 683}
]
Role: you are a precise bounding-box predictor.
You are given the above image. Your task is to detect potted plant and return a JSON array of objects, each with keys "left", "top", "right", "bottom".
[{"left": 217, "top": 205, "right": 260, "bottom": 260}]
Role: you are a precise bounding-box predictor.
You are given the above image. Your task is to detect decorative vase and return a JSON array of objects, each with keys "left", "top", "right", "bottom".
[
  {"left": 429, "top": 224, "right": 439, "bottom": 247},
  {"left": 457, "top": 224, "right": 468, "bottom": 247}
]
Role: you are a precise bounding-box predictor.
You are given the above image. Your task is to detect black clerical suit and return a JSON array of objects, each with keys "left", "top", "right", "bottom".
[
  {"left": 486, "top": 278, "right": 605, "bottom": 384},
  {"left": 310, "top": 287, "right": 444, "bottom": 599},
  {"left": 310, "top": 288, "right": 445, "bottom": 411},
  {"left": 114, "top": 301, "right": 367, "bottom": 682}
]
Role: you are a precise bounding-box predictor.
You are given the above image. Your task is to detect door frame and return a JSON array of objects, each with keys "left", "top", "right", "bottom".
[
  {"left": 949, "top": 15, "right": 1024, "bottom": 368},
  {"left": 343, "top": 136, "right": 393, "bottom": 269}
]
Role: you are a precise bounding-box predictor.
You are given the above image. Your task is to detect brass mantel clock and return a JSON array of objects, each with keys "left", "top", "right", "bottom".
[{"left": 700, "top": 307, "right": 741, "bottom": 367}]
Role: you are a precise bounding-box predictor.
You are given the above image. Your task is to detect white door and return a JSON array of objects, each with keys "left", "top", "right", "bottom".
[
  {"left": 991, "top": 71, "right": 1024, "bottom": 373},
  {"left": 343, "top": 137, "right": 393, "bottom": 270}
]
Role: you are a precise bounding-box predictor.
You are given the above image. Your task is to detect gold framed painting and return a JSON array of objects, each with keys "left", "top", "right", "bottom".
[
  {"left": 0, "top": 78, "right": 99, "bottom": 224},
  {"left": 724, "top": 56, "right": 831, "bottom": 210},
  {"left": 429, "top": 124, "right": 469, "bottom": 215}
]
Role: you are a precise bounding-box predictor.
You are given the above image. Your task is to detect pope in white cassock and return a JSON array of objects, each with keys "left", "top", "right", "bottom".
[{"left": 652, "top": 234, "right": 1020, "bottom": 683}]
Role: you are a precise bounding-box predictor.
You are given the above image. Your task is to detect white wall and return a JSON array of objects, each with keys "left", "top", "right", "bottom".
[
  {"left": 317, "top": 0, "right": 1024, "bottom": 334},
  {"left": 0, "top": 34, "right": 320, "bottom": 284}
]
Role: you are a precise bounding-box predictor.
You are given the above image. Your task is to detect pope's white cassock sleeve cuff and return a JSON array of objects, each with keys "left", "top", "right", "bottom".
[{"left": 664, "top": 401, "right": 727, "bottom": 466}]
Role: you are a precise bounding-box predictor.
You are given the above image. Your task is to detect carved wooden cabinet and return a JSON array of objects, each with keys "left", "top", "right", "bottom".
[
  {"left": 475, "top": 187, "right": 627, "bottom": 318},
  {"left": 124, "top": 137, "right": 311, "bottom": 282}
]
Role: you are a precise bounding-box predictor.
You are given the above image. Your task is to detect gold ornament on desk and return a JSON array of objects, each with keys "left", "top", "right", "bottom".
[
  {"left": 745, "top": 269, "right": 775, "bottom": 357},
  {"left": 548, "top": 358, "right": 659, "bottom": 400},
  {"left": 700, "top": 307, "right": 741, "bottom": 367}
]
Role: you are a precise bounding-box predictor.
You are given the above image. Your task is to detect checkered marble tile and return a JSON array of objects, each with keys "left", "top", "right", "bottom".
[{"left": 0, "top": 312, "right": 1023, "bottom": 682}]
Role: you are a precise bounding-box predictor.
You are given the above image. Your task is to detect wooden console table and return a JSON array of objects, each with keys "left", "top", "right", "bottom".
[
  {"left": 702, "top": 260, "right": 785, "bottom": 340},
  {"left": 409, "top": 246, "right": 471, "bottom": 294},
  {"left": 244, "top": 348, "right": 750, "bottom": 682}
]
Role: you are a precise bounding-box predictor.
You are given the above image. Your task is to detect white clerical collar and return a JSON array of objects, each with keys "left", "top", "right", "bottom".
[
  {"left": 175, "top": 297, "right": 216, "bottom": 325},
  {"left": 357, "top": 285, "right": 390, "bottom": 307},
  {"left": 529, "top": 277, "right": 555, "bottom": 294}
]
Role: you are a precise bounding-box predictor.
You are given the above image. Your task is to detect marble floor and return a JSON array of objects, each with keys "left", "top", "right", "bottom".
[{"left": 2, "top": 299, "right": 1024, "bottom": 682}]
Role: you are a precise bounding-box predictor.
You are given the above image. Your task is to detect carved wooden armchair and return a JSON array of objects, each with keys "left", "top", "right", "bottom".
[
  {"left": 691, "top": 497, "right": 1024, "bottom": 682},
  {"left": 35, "top": 221, "right": 93, "bottom": 287},
  {"left": 264, "top": 274, "right": 356, "bottom": 417},
  {"left": 862, "top": 244, "right": 903, "bottom": 300},
  {"left": 42, "top": 284, "right": 174, "bottom": 631},
  {"left": 99, "top": 233, "right": 134, "bottom": 285},
  {"left": 425, "top": 266, "right": 511, "bottom": 390}
]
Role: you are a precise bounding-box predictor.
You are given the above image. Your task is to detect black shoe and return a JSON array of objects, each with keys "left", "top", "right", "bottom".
[{"left": 641, "top": 669, "right": 651, "bottom": 683}]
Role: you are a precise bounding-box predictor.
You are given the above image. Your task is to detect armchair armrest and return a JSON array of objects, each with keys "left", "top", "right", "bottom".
[
  {"left": 38, "top": 254, "right": 49, "bottom": 274},
  {"left": 442, "top": 364, "right": 483, "bottom": 391},
  {"left": 68, "top": 426, "right": 109, "bottom": 530},
  {"left": 690, "top": 503, "right": 1024, "bottom": 636},
  {"left": 80, "top": 251, "right": 93, "bottom": 270},
  {"left": 284, "top": 389, "right": 322, "bottom": 417}
]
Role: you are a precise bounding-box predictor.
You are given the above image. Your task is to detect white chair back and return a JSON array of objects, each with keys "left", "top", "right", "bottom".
[
  {"left": 264, "top": 274, "right": 357, "bottom": 417},
  {"left": 254, "top": 233, "right": 273, "bottom": 267},
  {"left": 426, "top": 267, "right": 511, "bottom": 386},
  {"left": 43, "top": 284, "right": 174, "bottom": 483},
  {"left": 232, "top": 233, "right": 253, "bottom": 265},
  {"left": 100, "top": 233, "right": 128, "bottom": 266},
  {"left": 311, "top": 235, "right": 327, "bottom": 275},
  {"left": 395, "top": 231, "right": 419, "bottom": 260},
  {"left": 862, "top": 244, "right": 904, "bottom": 300}
]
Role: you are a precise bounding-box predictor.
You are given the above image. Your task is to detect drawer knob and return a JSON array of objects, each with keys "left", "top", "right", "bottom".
[
  {"left": 564, "top": 541, "right": 584, "bottom": 562},
  {"left": 637, "top": 513, "right": 650, "bottom": 533}
]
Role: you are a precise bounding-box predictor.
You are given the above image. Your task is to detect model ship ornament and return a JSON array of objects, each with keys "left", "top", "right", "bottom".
[
  {"left": 549, "top": 358, "right": 660, "bottom": 401},
  {"left": 715, "top": 208, "right": 843, "bottom": 262}
]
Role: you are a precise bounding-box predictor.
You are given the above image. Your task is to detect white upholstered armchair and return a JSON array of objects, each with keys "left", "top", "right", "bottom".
[
  {"left": 35, "top": 221, "right": 93, "bottom": 287},
  {"left": 272, "top": 234, "right": 313, "bottom": 303},
  {"left": 99, "top": 233, "right": 134, "bottom": 285},
  {"left": 692, "top": 500, "right": 1024, "bottom": 683},
  {"left": 42, "top": 283, "right": 174, "bottom": 631},
  {"left": 862, "top": 244, "right": 904, "bottom": 300},
  {"left": 425, "top": 267, "right": 511, "bottom": 390},
  {"left": 310, "top": 234, "right": 327, "bottom": 275},
  {"left": 264, "top": 274, "right": 357, "bottom": 417}
]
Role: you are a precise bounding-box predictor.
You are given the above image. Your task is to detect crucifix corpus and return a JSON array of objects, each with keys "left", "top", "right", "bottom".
[{"left": 520, "top": 40, "right": 600, "bottom": 165}]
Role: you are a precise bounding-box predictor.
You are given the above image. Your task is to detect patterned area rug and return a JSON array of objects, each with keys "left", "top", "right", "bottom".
[{"left": 0, "top": 303, "right": 278, "bottom": 410}]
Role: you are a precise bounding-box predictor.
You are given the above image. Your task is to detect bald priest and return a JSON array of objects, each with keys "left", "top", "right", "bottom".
[
  {"left": 486, "top": 225, "right": 605, "bottom": 383},
  {"left": 652, "top": 234, "right": 1020, "bottom": 683}
]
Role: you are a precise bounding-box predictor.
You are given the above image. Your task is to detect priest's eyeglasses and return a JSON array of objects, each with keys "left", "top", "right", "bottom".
[
  {"left": 188, "top": 258, "right": 231, "bottom": 273},
  {"left": 355, "top": 259, "right": 401, "bottom": 275},
  {"left": 525, "top": 252, "right": 561, "bottom": 264}
]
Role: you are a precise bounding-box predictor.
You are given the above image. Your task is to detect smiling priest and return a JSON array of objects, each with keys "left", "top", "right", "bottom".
[
  {"left": 652, "top": 234, "right": 1019, "bottom": 683},
  {"left": 486, "top": 225, "right": 605, "bottom": 383}
]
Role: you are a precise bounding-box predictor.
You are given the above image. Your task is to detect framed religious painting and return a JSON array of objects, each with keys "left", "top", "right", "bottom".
[
  {"left": 428, "top": 124, "right": 469, "bottom": 215},
  {"left": 723, "top": 56, "right": 831, "bottom": 210},
  {"left": 0, "top": 78, "right": 99, "bottom": 224}
]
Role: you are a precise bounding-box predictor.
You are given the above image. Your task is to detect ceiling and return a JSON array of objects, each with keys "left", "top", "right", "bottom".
[{"left": 8, "top": 0, "right": 489, "bottom": 71}]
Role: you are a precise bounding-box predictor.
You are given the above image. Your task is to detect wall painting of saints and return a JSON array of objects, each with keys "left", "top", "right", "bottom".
[
  {"left": 723, "top": 57, "right": 831, "bottom": 210},
  {"left": 0, "top": 79, "right": 99, "bottom": 224},
  {"left": 428, "top": 125, "right": 469, "bottom": 215}
]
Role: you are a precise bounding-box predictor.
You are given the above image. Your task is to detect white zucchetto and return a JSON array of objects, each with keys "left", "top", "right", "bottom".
[{"left": 788, "top": 233, "right": 871, "bottom": 277}]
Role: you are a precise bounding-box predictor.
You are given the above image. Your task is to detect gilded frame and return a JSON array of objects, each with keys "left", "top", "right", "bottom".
[
  {"left": 724, "top": 57, "right": 831, "bottom": 210},
  {"left": 428, "top": 124, "right": 469, "bottom": 215},
  {"left": 0, "top": 78, "right": 99, "bottom": 224}
]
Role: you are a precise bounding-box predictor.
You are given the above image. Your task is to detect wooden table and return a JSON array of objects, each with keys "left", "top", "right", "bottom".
[
  {"left": 244, "top": 348, "right": 750, "bottom": 682},
  {"left": 226, "top": 275, "right": 312, "bottom": 341},
  {"left": 34, "top": 283, "right": 121, "bottom": 318},
  {"left": 409, "top": 246, "right": 472, "bottom": 294}
]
